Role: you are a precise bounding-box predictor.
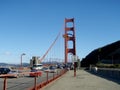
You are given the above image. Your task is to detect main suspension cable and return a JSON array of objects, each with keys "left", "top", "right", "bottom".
[{"left": 40, "top": 31, "right": 61, "bottom": 62}]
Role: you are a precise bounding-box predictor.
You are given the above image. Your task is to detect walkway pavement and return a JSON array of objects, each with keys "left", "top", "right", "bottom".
[{"left": 43, "top": 70, "right": 120, "bottom": 90}]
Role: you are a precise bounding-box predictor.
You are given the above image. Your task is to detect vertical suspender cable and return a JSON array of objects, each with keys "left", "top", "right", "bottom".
[{"left": 40, "top": 32, "right": 61, "bottom": 62}]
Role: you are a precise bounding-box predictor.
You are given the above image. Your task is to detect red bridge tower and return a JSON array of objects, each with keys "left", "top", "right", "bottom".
[{"left": 63, "top": 18, "right": 76, "bottom": 63}]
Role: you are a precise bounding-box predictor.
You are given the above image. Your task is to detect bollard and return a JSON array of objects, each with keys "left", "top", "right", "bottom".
[
  {"left": 3, "top": 77, "right": 7, "bottom": 90},
  {"left": 57, "top": 70, "right": 58, "bottom": 75},
  {"left": 53, "top": 73, "right": 54, "bottom": 80},
  {"left": 46, "top": 71, "right": 49, "bottom": 83},
  {"left": 34, "top": 76, "right": 37, "bottom": 90}
]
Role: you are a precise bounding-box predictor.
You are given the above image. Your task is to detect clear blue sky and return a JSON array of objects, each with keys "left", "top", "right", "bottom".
[{"left": 0, "top": 0, "right": 120, "bottom": 64}]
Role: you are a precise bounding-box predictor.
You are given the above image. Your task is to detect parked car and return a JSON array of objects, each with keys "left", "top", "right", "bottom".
[
  {"left": 49, "top": 66, "right": 57, "bottom": 73},
  {"left": 29, "top": 69, "right": 42, "bottom": 77},
  {"left": 41, "top": 67, "right": 49, "bottom": 71},
  {"left": 7, "top": 70, "right": 24, "bottom": 78},
  {"left": 0, "top": 68, "right": 11, "bottom": 74},
  {"left": 57, "top": 64, "right": 63, "bottom": 69}
]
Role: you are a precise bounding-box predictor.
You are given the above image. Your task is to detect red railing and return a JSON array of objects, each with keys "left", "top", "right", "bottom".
[
  {"left": 28, "top": 69, "right": 67, "bottom": 90},
  {"left": 0, "top": 69, "right": 67, "bottom": 90}
]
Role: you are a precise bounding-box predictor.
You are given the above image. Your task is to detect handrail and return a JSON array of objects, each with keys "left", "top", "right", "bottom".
[{"left": 0, "top": 69, "right": 68, "bottom": 90}]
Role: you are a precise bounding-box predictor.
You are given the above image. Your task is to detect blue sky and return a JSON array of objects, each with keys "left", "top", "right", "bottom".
[{"left": 0, "top": 0, "right": 120, "bottom": 64}]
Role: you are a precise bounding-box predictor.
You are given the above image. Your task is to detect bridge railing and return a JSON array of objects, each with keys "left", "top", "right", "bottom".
[{"left": 0, "top": 69, "right": 68, "bottom": 90}]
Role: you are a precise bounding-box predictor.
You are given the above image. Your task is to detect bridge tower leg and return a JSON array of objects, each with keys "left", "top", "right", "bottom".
[{"left": 63, "top": 18, "right": 76, "bottom": 63}]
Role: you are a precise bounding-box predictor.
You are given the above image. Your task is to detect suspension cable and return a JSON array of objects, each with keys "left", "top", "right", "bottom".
[{"left": 40, "top": 31, "right": 61, "bottom": 62}]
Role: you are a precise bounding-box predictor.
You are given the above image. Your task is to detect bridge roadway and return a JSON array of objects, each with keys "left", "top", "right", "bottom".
[
  {"left": 0, "top": 71, "right": 58, "bottom": 90},
  {"left": 43, "top": 70, "right": 120, "bottom": 90}
]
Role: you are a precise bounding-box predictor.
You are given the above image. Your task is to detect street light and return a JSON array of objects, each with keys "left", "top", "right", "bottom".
[{"left": 21, "top": 53, "right": 26, "bottom": 68}]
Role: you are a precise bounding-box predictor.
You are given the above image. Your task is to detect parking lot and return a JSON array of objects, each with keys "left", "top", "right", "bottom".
[{"left": 0, "top": 68, "right": 63, "bottom": 90}]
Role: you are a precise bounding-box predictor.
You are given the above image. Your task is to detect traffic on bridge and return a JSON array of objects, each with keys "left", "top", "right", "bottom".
[{"left": 0, "top": 0, "right": 120, "bottom": 90}]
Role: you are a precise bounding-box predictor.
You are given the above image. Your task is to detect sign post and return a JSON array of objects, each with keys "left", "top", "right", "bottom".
[{"left": 72, "top": 55, "right": 77, "bottom": 77}]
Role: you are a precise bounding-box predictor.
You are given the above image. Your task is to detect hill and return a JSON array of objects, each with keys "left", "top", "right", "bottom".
[{"left": 81, "top": 40, "right": 120, "bottom": 67}]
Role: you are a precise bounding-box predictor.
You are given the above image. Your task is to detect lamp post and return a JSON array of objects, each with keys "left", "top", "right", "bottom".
[
  {"left": 21, "top": 53, "right": 26, "bottom": 68},
  {"left": 72, "top": 55, "right": 77, "bottom": 77}
]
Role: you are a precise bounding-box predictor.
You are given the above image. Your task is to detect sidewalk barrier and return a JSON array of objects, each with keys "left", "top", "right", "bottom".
[
  {"left": 0, "top": 69, "right": 67, "bottom": 90},
  {"left": 28, "top": 69, "right": 68, "bottom": 90},
  {"left": 3, "top": 77, "right": 7, "bottom": 90},
  {"left": 0, "top": 71, "right": 42, "bottom": 90}
]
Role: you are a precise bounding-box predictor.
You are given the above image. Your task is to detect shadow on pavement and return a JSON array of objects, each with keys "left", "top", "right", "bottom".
[{"left": 85, "top": 70, "right": 120, "bottom": 85}]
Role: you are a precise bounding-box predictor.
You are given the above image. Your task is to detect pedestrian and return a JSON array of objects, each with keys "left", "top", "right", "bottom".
[{"left": 94, "top": 66, "right": 98, "bottom": 73}]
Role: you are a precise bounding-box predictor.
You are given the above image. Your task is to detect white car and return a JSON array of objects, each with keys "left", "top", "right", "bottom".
[
  {"left": 8, "top": 70, "right": 24, "bottom": 78},
  {"left": 49, "top": 66, "right": 57, "bottom": 73},
  {"left": 32, "top": 64, "right": 43, "bottom": 70}
]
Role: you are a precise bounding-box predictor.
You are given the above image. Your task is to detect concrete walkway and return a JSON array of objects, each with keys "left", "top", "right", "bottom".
[{"left": 43, "top": 70, "right": 120, "bottom": 90}]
